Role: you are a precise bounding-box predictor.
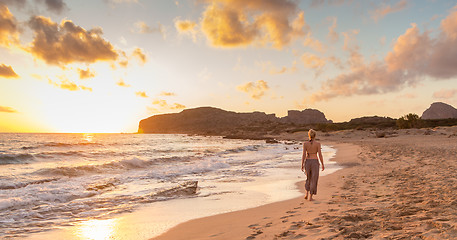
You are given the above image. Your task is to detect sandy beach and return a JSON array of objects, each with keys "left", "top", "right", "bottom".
[{"left": 153, "top": 127, "right": 457, "bottom": 239}]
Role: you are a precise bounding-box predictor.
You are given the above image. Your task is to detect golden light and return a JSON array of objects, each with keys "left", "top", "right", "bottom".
[{"left": 75, "top": 218, "right": 117, "bottom": 240}]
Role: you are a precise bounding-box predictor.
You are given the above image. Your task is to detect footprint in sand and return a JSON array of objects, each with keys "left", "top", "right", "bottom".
[
  {"left": 248, "top": 224, "right": 260, "bottom": 229},
  {"left": 245, "top": 230, "right": 263, "bottom": 240}
]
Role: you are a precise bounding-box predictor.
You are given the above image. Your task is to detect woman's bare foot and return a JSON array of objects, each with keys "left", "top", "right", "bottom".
[
  {"left": 304, "top": 191, "right": 309, "bottom": 200},
  {"left": 309, "top": 194, "right": 314, "bottom": 201}
]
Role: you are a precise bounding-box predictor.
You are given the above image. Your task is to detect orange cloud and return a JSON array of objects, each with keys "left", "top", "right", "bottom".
[
  {"left": 0, "top": 4, "right": 19, "bottom": 47},
  {"left": 171, "top": 103, "right": 186, "bottom": 109},
  {"left": 134, "top": 21, "right": 165, "bottom": 36},
  {"left": 199, "top": 0, "right": 308, "bottom": 49},
  {"left": 175, "top": 19, "right": 198, "bottom": 42},
  {"left": 303, "top": 34, "right": 325, "bottom": 52},
  {"left": 152, "top": 99, "right": 167, "bottom": 107},
  {"left": 310, "top": 61, "right": 406, "bottom": 102},
  {"left": 77, "top": 68, "right": 95, "bottom": 79},
  {"left": 79, "top": 85, "right": 92, "bottom": 91},
  {"left": 27, "top": 16, "right": 118, "bottom": 66},
  {"left": 371, "top": 0, "right": 408, "bottom": 22},
  {"left": 132, "top": 48, "right": 147, "bottom": 64},
  {"left": 301, "top": 53, "right": 325, "bottom": 69},
  {"left": 310, "top": 6, "right": 457, "bottom": 103},
  {"left": 175, "top": 19, "right": 197, "bottom": 32},
  {"left": 135, "top": 91, "right": 148, "bottom": 98},
  {"left": 237, "top": 80, "right": 269, "bottom": 99},
  {"left": 116, "top": 78, "right": 131, "bottom": 87},
  {"left": 433, "top": 89, "right": 457, "bottom": 100},
  {"left": 118, "top": 60, "right": 129, "bottom": 68},
  {"left": 48, "top": 79, "right": 92, "bottom": 91},
  {"left": 152, "top": 99, "right": 186, "bottom": 110},
  {"left": 342, "top": 29, "right": 363, "bottom": 69},
  {"left": 258, "top": 60, "right": 297, "bottom": 75},
  {"left": 385, "top": 24, "right": 430, "bottom": 73},
  {"left": 0, "top": 64, "right": 19, "bottom": 78},
  {"left": 327, "top": 17, "right": 339, "bottom": 43},
  {"left": 159, "top": 91, "right": 176, "bottom": 96},
  {"left": 385, "top": 13, "right": 457, "bottom": 79},
  {"left": 0, "top": 105, "right": 17, "bottom": 113}
]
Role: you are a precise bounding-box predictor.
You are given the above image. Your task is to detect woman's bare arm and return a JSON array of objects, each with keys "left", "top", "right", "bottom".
[
  {"left": 301, "top": 142, "right": 306, "bottom": 172},
  {"left": 318, "top": 142, "right": 324, "bottom": 171}
]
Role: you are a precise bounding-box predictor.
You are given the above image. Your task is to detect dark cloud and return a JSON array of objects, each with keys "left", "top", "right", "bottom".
[
  {"left": 310, "top": 0, "right": 348, "bottom": 8},
  {"left": 0, "top": 64, "right": 19, "bottom": 78},
  {"left": 0, "top": 4, "right": 19, "bottom": 46},
  {"left": 134, "top": 21, "right": 165, "bottom": 38},
  {"left": 27, "top": 16, "right": 118, "bottom": 66},
  {"left": 43, "top": 0, "right": 68, "bottom": 14},
  {"left": 0, "top": 0, "right": 27, "bottom": 9}
]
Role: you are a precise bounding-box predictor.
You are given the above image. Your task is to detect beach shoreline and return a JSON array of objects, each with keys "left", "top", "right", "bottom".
[
  {"left": 153, "top": 127, "right": 457, "bottom": 239},
  {"left": 152, "top": 142, "right": 360, "bottom": 240}
]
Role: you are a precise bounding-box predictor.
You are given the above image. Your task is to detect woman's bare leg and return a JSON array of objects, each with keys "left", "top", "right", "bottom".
[
  {"left": 304, "top": 191, "right": 309, "bottom": 200},
  {"left": 309, "top": 194, "right": 314, "bottom": 201}
]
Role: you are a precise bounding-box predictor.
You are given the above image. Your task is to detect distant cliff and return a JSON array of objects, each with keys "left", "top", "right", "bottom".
[
  {"left": 421, "top": 102, "right": 457, "bottom": 120},
  {"left": 281, "top": 109, "right": 333, "bottom": 124},
  {"left": 138, "top": 107, "right": 330, "bottom": 134}
]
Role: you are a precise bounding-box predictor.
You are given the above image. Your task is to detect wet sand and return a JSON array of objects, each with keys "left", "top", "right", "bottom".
[{"left": 153, "top": 126, "right": 457, "bottom": 239}]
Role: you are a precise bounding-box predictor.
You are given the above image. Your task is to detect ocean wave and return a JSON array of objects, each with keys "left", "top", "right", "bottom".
[
  {"left": 44, "top": 142, "right": 102, "bottom": 147},
  {"left": 34, "top": 155, "right": 230, "bottom": 179},
  {"left": 0, "top": 153, "right": 36, "bottom": 165},
  {"left": 146, "top": 158, "right": 231, "bottom": 179},
  {"left": 222, "top": 144, "right": 261, "bottom": 154},
  {"left": 35, "top": 157, "right": 176, "bottom": 177},
  {"left": 86, "top": 178, "right": 120, "bottom": 191},
  {"left": 0, "top": 178, "right": 60, "bottom": 190},
  {"left": 34, "top": 150, "right": 88, "bottom": 159}
]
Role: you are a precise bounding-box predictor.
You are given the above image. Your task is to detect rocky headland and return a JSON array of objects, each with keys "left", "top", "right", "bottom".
[
  {"left": 138, "top": 102, "right": 457, "bottom": 139},
  {"left": 138, "top": 107, "right": 331, "bottom": 138},
  {"left": 421, "top": 102, "right": 457, "bottom": 119}
]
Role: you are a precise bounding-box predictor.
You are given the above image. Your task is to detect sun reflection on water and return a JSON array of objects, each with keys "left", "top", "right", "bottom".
[
  {"left": 82, "top": 133, "right": 94, "bottom": 142},
  {"left": 75, "top": 219, "right": 117, "bottom": 240}
]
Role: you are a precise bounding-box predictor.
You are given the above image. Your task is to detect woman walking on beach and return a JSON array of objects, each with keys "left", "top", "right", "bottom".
[{"left": 301, "top": 129, "right": 325, "bottom": 201}]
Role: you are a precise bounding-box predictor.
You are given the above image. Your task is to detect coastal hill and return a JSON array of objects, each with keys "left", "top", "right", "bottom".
[
  {"left": 421, "top": 102, "right": 457, "bottom": 119},
  {"left": 138, "top": 107, "right": 331, "bottom": 135},
  {"left": 138, "top": 102, "right": 457, "bottom": 136}
]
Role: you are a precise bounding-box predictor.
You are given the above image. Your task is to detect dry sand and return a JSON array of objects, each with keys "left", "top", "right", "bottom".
[{"left": 153, "top": 126, "right": 457, "bottom": 240}]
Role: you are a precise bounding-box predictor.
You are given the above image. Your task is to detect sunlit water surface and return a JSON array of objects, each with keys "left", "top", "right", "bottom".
[{"left": 0, "top": 133, "right": 338, "bottom": 239}]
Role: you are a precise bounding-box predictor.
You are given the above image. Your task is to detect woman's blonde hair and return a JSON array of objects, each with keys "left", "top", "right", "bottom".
[{"left": 308, "top": 129, "right": 316, "bottom": 140}]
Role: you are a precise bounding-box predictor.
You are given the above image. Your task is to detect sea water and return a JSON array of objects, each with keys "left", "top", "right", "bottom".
[{"left": 0, "top": 133, "right": 338, "bottom": 239}]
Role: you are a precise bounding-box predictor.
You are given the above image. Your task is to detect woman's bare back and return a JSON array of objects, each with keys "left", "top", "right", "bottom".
[{"left": 304, "top": 140, "right": 321, "bottom": 159}]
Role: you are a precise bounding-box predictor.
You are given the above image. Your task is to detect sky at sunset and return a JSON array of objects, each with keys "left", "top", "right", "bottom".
[{"left": 1, "top": 0, "right": 457, "bottom": 133}]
